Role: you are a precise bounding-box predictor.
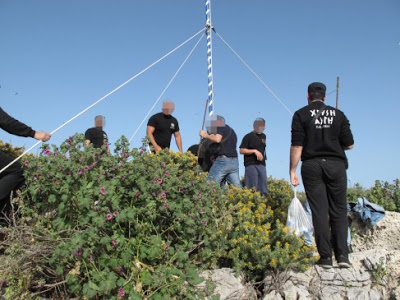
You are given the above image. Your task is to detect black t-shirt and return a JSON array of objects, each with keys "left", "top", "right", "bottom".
[
  {"left": 291, "top": 101, "right": 354, "bottom": 161},
  {"left": 239, "top": 131, "right": 267, "bottom": 166},
  {"left": 85, "top": 127, "right": 108, "bottom": 149},
  {"left": 147, "top": 113, "right": 179, "bottom": 149},
  {"left": 216, "top": 124, "right": 238, "bottom": 157}
]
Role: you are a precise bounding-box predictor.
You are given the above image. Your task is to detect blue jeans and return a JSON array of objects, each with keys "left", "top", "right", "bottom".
[
  {"left": 207, "top": 157, "right": 242, "bottom": 188},
  {"left": 244, "top": 164, "right": 268, "bottom": 197},
  {"left": 303, "top": 198, "right": 352, "bottom": 247}
]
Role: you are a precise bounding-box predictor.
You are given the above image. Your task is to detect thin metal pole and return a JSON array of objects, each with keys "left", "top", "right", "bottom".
[
  {"left": 205, "top": 0, "right": 214, "bottom": 117},
  {"left": 336, "top": 77, "right": 340, "bottom": 109}
]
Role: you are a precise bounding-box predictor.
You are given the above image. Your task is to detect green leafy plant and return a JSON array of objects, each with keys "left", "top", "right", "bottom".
[{"left": 368, "top": 179, "right": 400, "bottom": 212}]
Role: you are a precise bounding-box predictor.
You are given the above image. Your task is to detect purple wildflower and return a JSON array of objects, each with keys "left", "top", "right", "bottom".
[
  {"left": 75, "top": 249, "right": 82, "bottom": 256},
  {"left": 161, "top": 192, "right": 167, "bottom": 198},
  {"left": 24, "top": 161, "right": 29, "bottom": 166},
  {"left": 89, "top": 255, "right": 93, "bottom": 262},
  {"left": 107, "top": 214, "right": 112, "bottom": 220},
  {"left": 119, "top": 288, "right": 125, "bottom": 297},
  {"left": 178, "top": 217, "right": 181, "bottom": 221},
  {"left": 136, "top": 191, "right": 140, "bottom": 197},
  {"left": 77, "top": 169, "right": 83, "bottom": 175},
  {"left": 100, "top": 187, "right": 106, "bottom": 195},
  {"left": 157, "top": 178, "right": 163, "bottom": 184},
  {"left": 121, "top": 175, "right": 126, "bottom": 180},
  {"left": 84, "top": 166, "right": 89, "bottom": 171},
  {"left": 163, "top": 203, "right": 168, "bottom": 209},
  {"left": 112, "top": 240, "right": 117, "bottom": 247},
  {"left": 165, "top": 171, "right": 169, "bottom": 176},
  {"left": 55, "top": 180, "right": 59, "bottom": 185},
  {"left": 113, "top": 211, "right": 119, "bottom": 217}
]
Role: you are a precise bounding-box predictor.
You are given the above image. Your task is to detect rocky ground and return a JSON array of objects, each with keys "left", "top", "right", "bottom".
[{"left": 202, "top": 211, "right": 400, "bottom": 300}]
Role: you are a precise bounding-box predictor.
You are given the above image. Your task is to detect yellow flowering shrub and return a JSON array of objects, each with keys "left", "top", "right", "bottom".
[{"left": 215, "top": 185, "right": 316, "bottom": 282}]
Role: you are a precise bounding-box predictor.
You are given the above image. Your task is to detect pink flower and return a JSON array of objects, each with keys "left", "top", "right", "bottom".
[
  {"left": 140, "top": 149, "right": 144, "bottom": 154},
  {"left": 112, "top": 240, "right": 117, "bottom": 247},
  {"left": 136, "top": 191, "right": 140, "bottom": 197},
  {"left": 77, "top": 169, "right": 83, "bottom": 175},
  {"left": 212, "top": 189, "right": 216, "bottom": 193},
  {"left": 121, "top": 176, "right": 126, "bottom": 180},
  {"left": 75, "top": 249, "right": 82, "bottom": 256},
  {"left": 55, "top": 180, "right": 59, "bottom": 185},
  {"left": 157, "top": 178, "right": 163, "bottom": 184},
  {"left": 122, "top": 151, "right": 126, "bottom": 158},
  {"left": 93, "top": 206, "right": 97, "bottom": 211},
  {"left": 53, "top": 153, "right": 57, "bottom": 158},
  {"left": 24, "top": 161, "right": 29, "bottom": 166},
  {"left": 107, "top": 214, "right": 112, "bottom": 220},
  {"left": 178, "top": 217, "right": 181, "bottom": 221},
  {"left": 113, "top": 211, "right": 119, "bottom": 217},
  {"left": 163, "top": 203, "right": 168, "bottom": 209},
  {"left": 119, "top": 288, "right": 125, "bottom": 297},
  {"left": 89, "top": 255, "right": 93, "bottom": 262},
  {"left": 43, "top": 149, "right": 51, "bottom": 155},
  {"left": 165, "top": 171, "right": 169, "bottom": 176},
  {"left": 161, "top": 193, "right": 167, "bottom": 198},
  {"left": 84, "top": 166, "right": 89, "bottom": 171},
  {"left": 100, "top": 187, "right": 106, "bottom": 195}
]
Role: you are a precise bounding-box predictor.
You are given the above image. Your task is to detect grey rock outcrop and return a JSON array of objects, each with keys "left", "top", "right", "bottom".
[{"left": 262, "top": 249, "right": 400, "bottom": 300}]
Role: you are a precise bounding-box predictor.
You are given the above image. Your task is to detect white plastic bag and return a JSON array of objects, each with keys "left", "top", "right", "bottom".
[{"left": 286, "top": 187, "right": 313, "bottom": 237}]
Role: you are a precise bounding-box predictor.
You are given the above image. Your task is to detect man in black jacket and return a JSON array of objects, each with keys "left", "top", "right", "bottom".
[
  {"left": 289, "top": 82, "right": 354, "bottom": 269},
  {"left": 0, "top": 107, "right": 51, "bottom": 213},
  {"left": 85, "top": 115, "right": 109, "bottom": 152}
]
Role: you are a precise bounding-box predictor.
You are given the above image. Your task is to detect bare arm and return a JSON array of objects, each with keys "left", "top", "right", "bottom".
[
  {"left": 199, "top": 130, "right": 222, "bottom": 143},
  {"left": 240, "top": 148, "right": 263, "bottom": 161},
  {"left": 85, "top": 140, "right": 91, "bottom": 147},
  {"left": 146, "top": 125, "right": 161, "bottom": 152},
  {"left": 343, "top": 144, "right": 354, "bottom": 150},
  {"left": 174, "top": 131, "right": 183, "bottom": 153},
  {"left": 289, "top": 146, "right": 303, "bottom": 186}
]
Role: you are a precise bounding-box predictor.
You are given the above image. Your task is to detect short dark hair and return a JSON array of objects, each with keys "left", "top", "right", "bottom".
[{"left": 308, "top": 82, "right": 326, "bottom": 100}]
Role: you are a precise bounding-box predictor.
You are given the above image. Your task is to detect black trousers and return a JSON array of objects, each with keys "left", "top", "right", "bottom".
[
  {"left": 301, "top": 158, "right": 348, "bottom": 259},
  {"left": 0, "top": 151, "right": 25, "bottom": 214}
]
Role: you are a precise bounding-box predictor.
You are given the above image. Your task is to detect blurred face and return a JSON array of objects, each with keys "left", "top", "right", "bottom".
[
  {"left": 95, "top": 116, "right": 105, "bottom": 128},
  {"left": 206, "top": 115, "right": 225, "bottom": 134},
  {"left": 162, "top": 102, "right": 175, "bottom": 115},
  {"left": 253, "top": 120, "right": 265, "bottom": 134}
]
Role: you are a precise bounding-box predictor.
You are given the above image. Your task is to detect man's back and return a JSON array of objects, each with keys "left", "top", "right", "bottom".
[
  {"left": 291, "top": 101, "right": 353, "bottom": 162},
  {"left": 85, "top": 127, "right": 108, "bottom": 149}
]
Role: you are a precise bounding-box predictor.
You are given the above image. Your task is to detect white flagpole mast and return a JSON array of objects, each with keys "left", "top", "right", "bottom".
[{"left": 205, "top": 0, "right": 214, "bottom": 117}]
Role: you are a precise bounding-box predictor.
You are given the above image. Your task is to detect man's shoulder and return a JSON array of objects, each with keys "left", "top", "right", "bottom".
[{"left": 85, "top": 127, "right": 96, "bottom": 134}]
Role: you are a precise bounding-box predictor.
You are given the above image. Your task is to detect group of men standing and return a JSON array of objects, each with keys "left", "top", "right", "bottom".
[{"left": 1, "top": 82, "right": 354, "bottom": 268}]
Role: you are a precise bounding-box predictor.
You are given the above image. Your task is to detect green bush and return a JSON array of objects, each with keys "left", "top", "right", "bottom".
[
  {"left": 368, "top": 179, "right": 400, "bottom": 212},
  {"left": 15, "top": 134, "right": 222, "bottom": 299},
  {"left": 1, "top": 134, "right": 316, "bottom": 299},
  {"left": 216, "top": 186, "right": 315, "bottom": 283}
]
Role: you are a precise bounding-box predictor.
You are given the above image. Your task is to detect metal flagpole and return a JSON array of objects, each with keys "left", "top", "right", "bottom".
[{"left": 205, "top": 0, "right": 214, "bottom": 117}]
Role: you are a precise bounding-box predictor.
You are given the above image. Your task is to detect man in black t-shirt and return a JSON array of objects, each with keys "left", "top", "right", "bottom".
[
  {"left": 239, "top": 118, "right": 268, "bottom": 197},
  {"left": 200, "top": 115, "right": 241, "bottom": 188},
  {"left": 290, "top": 82, "right": 354, "bottom": 269},
  {"left": 0, "top": 107, "right": 51, "bottom": 214},
  {"left": 147, "top": 101, "right": 182, "bottom": 153},
  {"left": 85, "top": 115, "right": 109, "bottom": 151}
]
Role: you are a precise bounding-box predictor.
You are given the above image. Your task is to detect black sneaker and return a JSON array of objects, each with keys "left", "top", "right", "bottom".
[
  {"left": 316, "top": 257, "right": 332, "bottom": 269},
  {"left": 337, "top": 255, "right": 352, "bottom": 268}
]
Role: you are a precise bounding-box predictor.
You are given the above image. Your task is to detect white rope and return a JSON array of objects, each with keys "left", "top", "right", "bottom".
[
  {"left": 215, "top": 32, "right": 293, "bottom": 116},
  {"left": 129, "top": 32, "right": 205, "bottom": 143},
  {"left": 0, "top": 27, "right": 205, "bottom": 175}
]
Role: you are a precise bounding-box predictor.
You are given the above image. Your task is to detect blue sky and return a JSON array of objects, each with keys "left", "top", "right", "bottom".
[{"left": 1, "top": 0, "right": 399, "bottom": 190}]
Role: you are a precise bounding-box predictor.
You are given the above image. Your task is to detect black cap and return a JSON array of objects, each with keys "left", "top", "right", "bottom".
[{"left": 308, "top": 82, "right": 326, "bottom": 95}]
